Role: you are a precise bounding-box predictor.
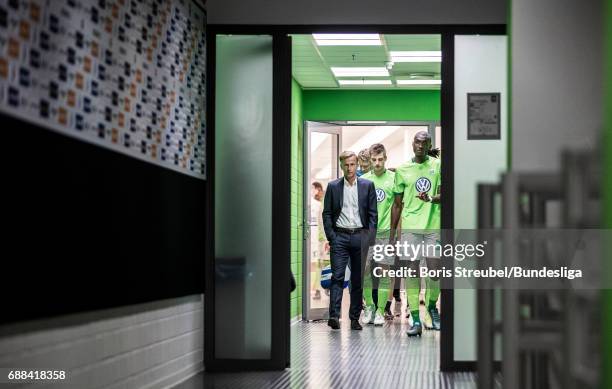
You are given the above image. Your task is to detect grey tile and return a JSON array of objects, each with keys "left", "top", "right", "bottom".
[{"left": 177, "top": 317, "right": 495, "bottom": 389}]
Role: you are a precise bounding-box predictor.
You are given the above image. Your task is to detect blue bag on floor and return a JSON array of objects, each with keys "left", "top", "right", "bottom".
[{"left": 320, "top": 265, "right": 350, "bottom": 289}]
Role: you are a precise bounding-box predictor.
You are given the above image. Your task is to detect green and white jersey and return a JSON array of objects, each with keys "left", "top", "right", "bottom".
[
  {"left": 362, "top": 169, "right": 396, "bottom": 231},
  {"left": 393, "top": 156, "right": 441, "bottom": 230}
]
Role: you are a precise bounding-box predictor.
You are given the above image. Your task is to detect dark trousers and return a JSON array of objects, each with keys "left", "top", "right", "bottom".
[{"left": 329, "top": 231, "right": 363, "bottom": 321}]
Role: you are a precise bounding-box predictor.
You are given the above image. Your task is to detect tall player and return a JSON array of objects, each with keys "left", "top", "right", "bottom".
[{"left": 390, "top": 131, "right": 442, "bottom": 337}]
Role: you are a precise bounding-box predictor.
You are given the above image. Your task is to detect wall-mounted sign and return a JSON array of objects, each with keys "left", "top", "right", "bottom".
[{"left": 467, "top": 93, "right": 500, "bottom": 140}]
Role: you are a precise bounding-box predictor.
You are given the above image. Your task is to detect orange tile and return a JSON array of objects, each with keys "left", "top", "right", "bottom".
[
  {"left": 19, "top": 20, "right": 30, "bottom": 40},
  {"left": 111, "top": 128, "right": 118, "bottom": 143},
  {"left": 124, "top": 97, "right": 130, "bottom": 112},
  {"left": 135, "top": 68, "right": 142, "bottom": 83},
  {"left": 0, "top": 58, "right": 7, "bottom": 79},
  {"left": 84, "top": 56, "right": 92, "bottom": 72},
  {"left": 118, "top": 112, "right": 124, "bottom": 127},
  {"left": 105, "top": 17, "right": 112, "bottom": 33},
  {"left": 91, "top": 41, "right": 99, "bottom": 57},
  {"left": 30, "top": 3, "right": 40, "bottom": 22},
  {"left": 8, "top": 38, "right": 19, "bottom": 58},
  {"left": 130, "top": 83, "right": 137, "bottom": 97},
  {"left": 58, "top": 108, "right": 67, "bottom": 125},
  {"left": 112, "top": 4, "right": 119, "bottom": 18},
  {"left": 75, "top": 72, "right": 84, "bottom": 89},
  {"left": 67, "top": 90, "right": 76, "bottom": 107}
]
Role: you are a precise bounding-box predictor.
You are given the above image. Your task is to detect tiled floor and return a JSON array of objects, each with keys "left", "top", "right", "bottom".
[{"left": 176, "top": 308, "right": 497, "bottom": 389}]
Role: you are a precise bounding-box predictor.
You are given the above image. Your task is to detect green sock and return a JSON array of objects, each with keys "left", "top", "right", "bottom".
[
  {"left": 426, "top": 278, "right": 440, "bottom": 310},
  {"left": 406, "top": 276, "right": 421, "bottom": 323},
  {"left": 377, "top": 288, "right": 389, "bottom": 315},
  {"left": 364, "top": 267, "right": 373, "bottom": 308}
]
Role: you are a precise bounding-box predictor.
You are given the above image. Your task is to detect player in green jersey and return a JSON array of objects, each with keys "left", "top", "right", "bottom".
[
  {"left": 361, "top": 143, "right": 396, "bottom": 326},
  {"left": 357, "top": 148, "right": 371, "bottom": 177},
  {"left": 390, "top": 131, "right": 442, "bottom": 337}
]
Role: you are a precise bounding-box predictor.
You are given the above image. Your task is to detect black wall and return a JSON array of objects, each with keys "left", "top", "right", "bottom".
[{"left": 0, "top": 114, "right": 205, "bottom": 324}]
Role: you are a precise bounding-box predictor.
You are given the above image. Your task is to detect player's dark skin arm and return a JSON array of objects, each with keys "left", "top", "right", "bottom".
[{"left": 389, "top": 194, "right": 404, "bottom": 242}]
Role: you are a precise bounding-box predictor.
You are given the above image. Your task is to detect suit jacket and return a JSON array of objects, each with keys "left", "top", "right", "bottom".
[{"left": 322, "top": 177, "right": 378, "bottom": 244}]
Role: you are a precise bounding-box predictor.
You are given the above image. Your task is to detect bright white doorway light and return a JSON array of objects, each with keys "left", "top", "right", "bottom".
[
  {"left": 331, "top": 67, "right": 390, "bottom": 77},
  {"left": 313, "top": 34, "right": 382, "bottom": 46},
  {"left": 338, "top": 79, "right": 392, "bottom": 85},
  {"left": 397, "top": 79, "right": 442, "bottom": 85},
  {"left": 390, "top": 51, "right": 442, "bottom": 63}
]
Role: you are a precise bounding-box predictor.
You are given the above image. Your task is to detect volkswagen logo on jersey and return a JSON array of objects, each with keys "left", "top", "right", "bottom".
[
  {"left": 375, "top": 188, "right": 386, "bottom": 202},
  {"left": 415, "top": 177, "right": 432, "bottom": 193}
]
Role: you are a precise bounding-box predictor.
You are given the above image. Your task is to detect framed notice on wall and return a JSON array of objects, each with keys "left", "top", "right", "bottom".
[{"left": 467, "top": 93, "right": 500, "bottom": 140}]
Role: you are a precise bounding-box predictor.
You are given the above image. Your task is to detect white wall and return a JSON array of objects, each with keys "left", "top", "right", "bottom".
[
  {"left": 454, "top": 35, "right": 508, "bottom": 361},
  {"left": 512, "top": 0, "right": 603, "bottom": 170},
  {"left": 207, "top": 0, "right": 507, "bottom": 25},
  {"left": 0, "top": 296, "right": 203, "bottom": 389}
]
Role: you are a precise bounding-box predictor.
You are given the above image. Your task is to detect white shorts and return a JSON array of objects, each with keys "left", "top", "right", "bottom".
[{"left": 397, "top": 232, "right": 441, "bottom": 262}]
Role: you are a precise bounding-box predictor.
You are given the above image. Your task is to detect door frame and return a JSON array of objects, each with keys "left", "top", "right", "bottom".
[
  {"left": 205, "top": 29, "right": 292, "bottom": 371},
  {"left": 302, "top": 120, "right": 440, "bottom": 322},
  {"left": 302, "top": 121, "right": 342, "bottom": 321},
  {"left": 206, "top": 24, "right": 506, "bottom": 372}
]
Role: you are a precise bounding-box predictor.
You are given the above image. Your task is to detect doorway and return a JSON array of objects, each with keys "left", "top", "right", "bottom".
[
  {"left": 303, "top": 121, "right": 441, "bottom": 321},
  {"left": 205, "top": 25, "right": 506, "bottom": 373}
]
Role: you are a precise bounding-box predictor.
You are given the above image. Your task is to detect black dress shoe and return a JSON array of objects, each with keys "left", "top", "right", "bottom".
[
  {"left": 351, "top": 319, "right": 363, "bottom": 330},
  {"left": 328, "top": 317, "right": 340, "bottom": 329}
]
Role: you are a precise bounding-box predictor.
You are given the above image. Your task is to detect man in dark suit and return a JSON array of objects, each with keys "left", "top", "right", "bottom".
[{"left": 323, "top": 151, "right": 378, "bottom": 330}]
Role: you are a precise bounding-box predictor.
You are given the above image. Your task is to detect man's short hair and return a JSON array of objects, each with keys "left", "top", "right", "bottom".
[
  {"left": 358, "top": 148, "right": 370, "bottom": 162},
  {"left": 312, "top": 181, "right": 323, "bottom": 191},
  {"left": 339, "top": 150, "right": 357, "bottom": 163},
  {"left": 369, "top": 143, "right": 386, "bottom": 157}
]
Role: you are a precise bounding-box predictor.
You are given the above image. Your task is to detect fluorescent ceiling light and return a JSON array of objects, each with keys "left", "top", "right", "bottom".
[
  {"left": 313, "top": 34, "right": 380, "bottom": 40},
  {"left": 346, "top": 121, "right": 387, "bottom": 124},
  {"left": 313, "top": 34, "right": 382, "bottom": 46},
  {"left": 390, "top": 51, "right": 441, "bottom": 57},
  {"left": 316, "top": 40, "right": 381, "bottom": 46},
  {"left": 397, "top": 79, "right": 442, "bottom": 85},
  {"left": 331, "top": 67, "right": 389, "bottom": 77},
  {"left": 391, "top": 57, "right": 442, "bottom": 63},
  {"left": 390, "top": 51, "right": 442, "bottom": 62},
  {"left": 338, "top": 79, "right": 392, "bottom": 85}
]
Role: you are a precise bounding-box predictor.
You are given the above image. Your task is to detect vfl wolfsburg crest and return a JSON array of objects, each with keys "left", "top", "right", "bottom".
[
  {"left": 376, "top": 188, "right": 386, "bottom": 202},
  {"left": 415, "top": 177, "right": 432, "bottom": 193}
]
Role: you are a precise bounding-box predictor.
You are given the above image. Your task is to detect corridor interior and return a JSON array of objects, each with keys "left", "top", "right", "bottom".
[{"left": 180, "top": 315, "right": 501, "bottom": 388}]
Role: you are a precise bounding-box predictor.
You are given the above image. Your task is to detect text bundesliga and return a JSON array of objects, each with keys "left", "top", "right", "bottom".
[{"left": 373, "top": 266, "right": 583, "bottom": 280}]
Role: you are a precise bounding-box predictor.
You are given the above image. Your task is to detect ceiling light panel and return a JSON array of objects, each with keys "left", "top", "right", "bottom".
[
  {"left": 331, "top": 67, "right": 389, "bottom": 77},
  {"left": 396, "top": 79, "right": 442, "bottom": 85},
  {"left": 338, "top": 80, "right": 392, "bottom": 85},
  {"left": 313, "top": 34, "right": 382, "bottom": 46},
  {"left": 390, "top": 51, "right": 442, "bottom": 63}
]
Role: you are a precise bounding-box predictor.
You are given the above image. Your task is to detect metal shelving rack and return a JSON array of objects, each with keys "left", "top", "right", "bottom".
[{"left": 476, "top": 149, "right": 601, "bottom": 389}]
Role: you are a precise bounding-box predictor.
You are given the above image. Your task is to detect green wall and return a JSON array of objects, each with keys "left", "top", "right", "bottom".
[
  {"left": 302, "top": 90, "right": 440, "bottom": 121},
  {"left": 290, "top": 79, "right": 304, "bottom": 319},
  {"left": 604, "top": 0, "right": 612, "bottom": 386}
]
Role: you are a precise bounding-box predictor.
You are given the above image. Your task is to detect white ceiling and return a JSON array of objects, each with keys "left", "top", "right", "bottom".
[{"left": 292, "top": 34, "right": 442, "bottom": 90}]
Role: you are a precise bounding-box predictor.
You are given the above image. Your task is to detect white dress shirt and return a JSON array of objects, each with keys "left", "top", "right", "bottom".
[{"left": 336, "top": 177, "right": 363, "bottom": 229}]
